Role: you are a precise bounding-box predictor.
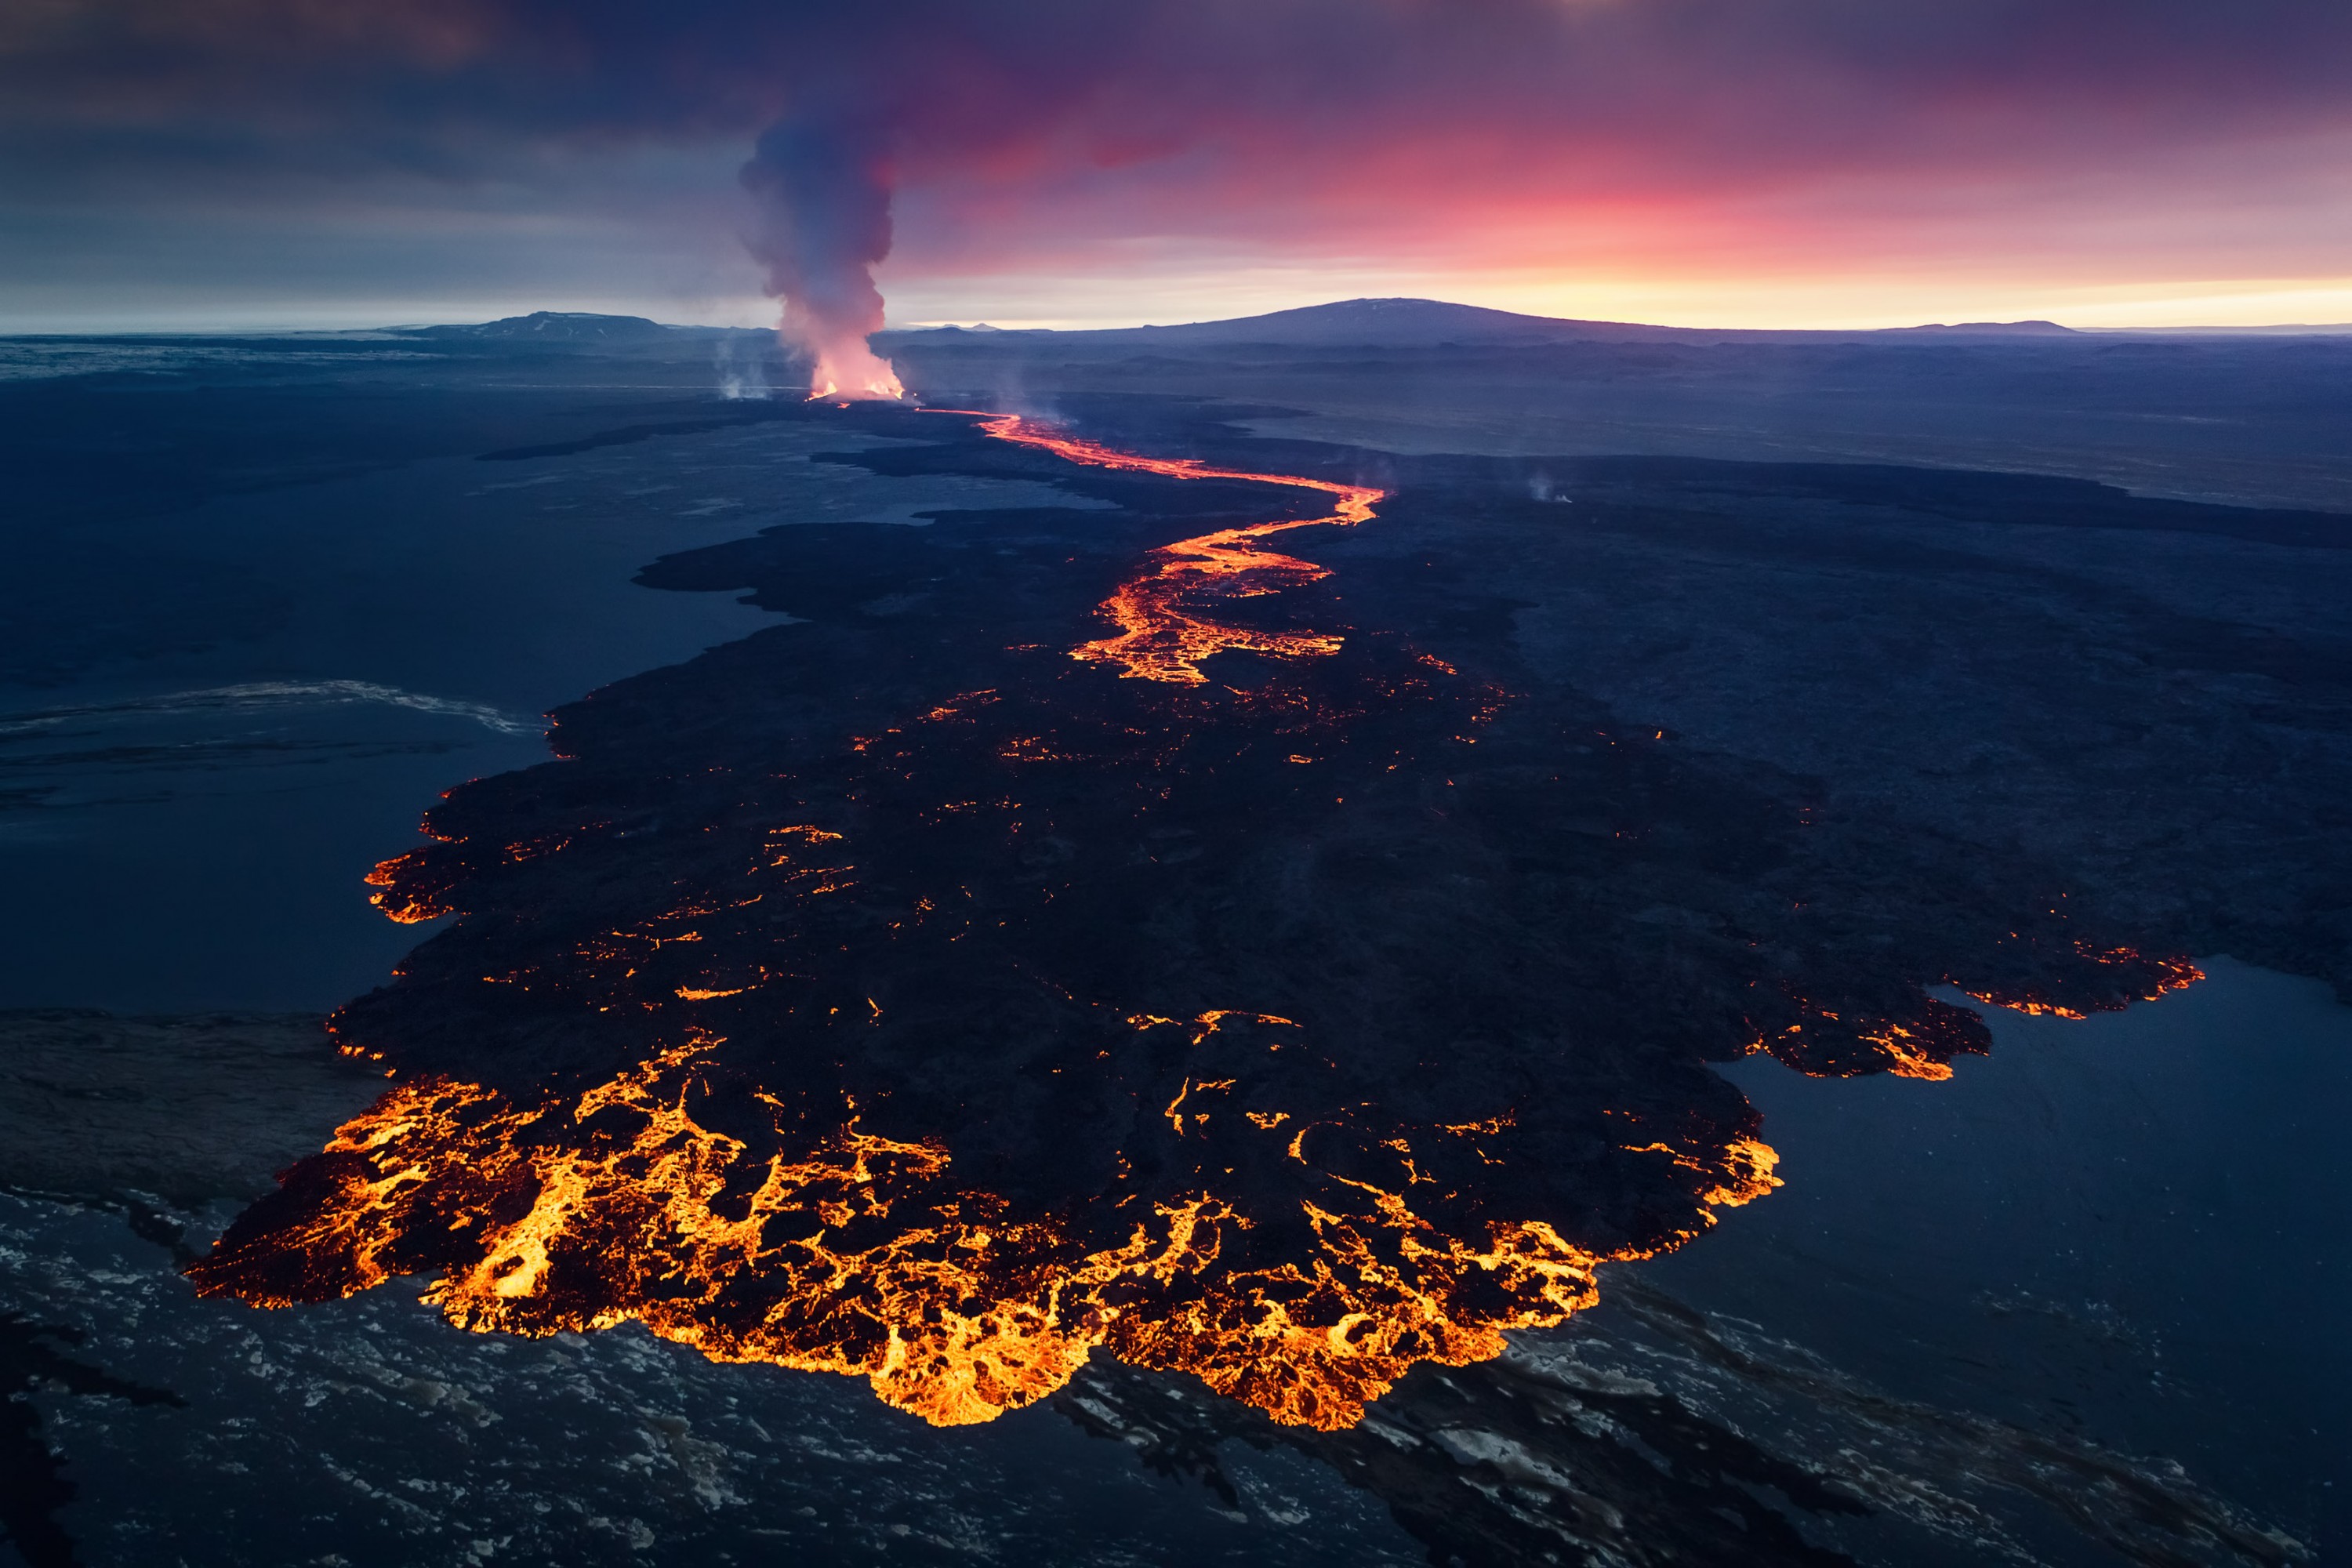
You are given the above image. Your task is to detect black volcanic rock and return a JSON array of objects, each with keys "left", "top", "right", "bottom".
[{"left": 191, "top": 401, "right": 2201, "bottom": 1436}]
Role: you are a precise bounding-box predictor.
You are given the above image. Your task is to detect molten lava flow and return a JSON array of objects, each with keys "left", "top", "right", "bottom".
[
  {"left": 193, "top": 411, "right": 2208, "bottom": 1442},
  {"left": 1751, "top": 938, "right": 2207, "bottom": 1080},
  {"left": 971, "top": 414, "right": 1385, "bottom": 684},
  {"left": 190, "top": 1025, "right": 1776, "bottom": 1432},
  {"left": 1958, "top": 942, "right": 2205, "bottom": 1018}
]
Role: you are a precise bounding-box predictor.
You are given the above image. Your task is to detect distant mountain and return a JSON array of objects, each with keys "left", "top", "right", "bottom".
[
  {"left": 1879, "top": 319, "right": 2078, "bottom": 336},
  {"left": 2100, "top": 321, "right": 2352, "bottom": 336},
  {"left": 374, "top": 303, "right": 2338, "bottom": 351},
  {"left": 891, "top": 298, "right": 2089, "bottom": 347},
  {"left": 405, "top": 311, "right": 678, "bottom": 341},
  {"left": 1054, "top": 298, "right": 1683, "bottom": 347}
]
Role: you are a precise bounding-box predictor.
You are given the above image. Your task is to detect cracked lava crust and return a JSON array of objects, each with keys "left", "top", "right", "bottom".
[{"left": 188, "top": 408, "right": 2198, "bottom": 1430}]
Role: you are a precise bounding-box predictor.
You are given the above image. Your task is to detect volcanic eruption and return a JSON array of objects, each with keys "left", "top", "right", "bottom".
[
  {"left": 742, "top": 114, "right": 906, "bottom": 400},
  {"left": 184, "top": 404, "right": 2203, "bottom": 1432}
]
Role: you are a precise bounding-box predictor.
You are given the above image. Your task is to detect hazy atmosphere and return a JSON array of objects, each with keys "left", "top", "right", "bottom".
[
  {"left": 2, "top": 5, "right": 2346, "bottom": 1568},
  {"left": 6, "top": 0, "right": 2352, "bottom": 331}
]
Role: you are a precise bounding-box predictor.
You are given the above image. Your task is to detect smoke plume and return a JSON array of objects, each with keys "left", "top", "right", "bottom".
[
  {"left": 8, "top": 1, "right": 2352, "bottom": 332},
  {"left": 741, "top": 115, "right": 904, "bottom": 400}
]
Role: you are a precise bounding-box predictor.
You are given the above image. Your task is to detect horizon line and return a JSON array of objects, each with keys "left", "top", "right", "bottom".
[{"left": 7, "top": 295, "right": 2352, "bottom": 339}]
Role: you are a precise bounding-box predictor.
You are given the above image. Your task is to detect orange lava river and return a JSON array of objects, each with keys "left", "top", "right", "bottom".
[
  {"left": 970, "top": 412, "right": 1385, "bottom": 684},
  {"left": 185, "top": 408, "right": 2202, "bottom": 1436}
]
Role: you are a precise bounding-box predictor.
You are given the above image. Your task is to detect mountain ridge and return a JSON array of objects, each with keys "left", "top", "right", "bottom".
[
  {"left": 883, "top": 296, "right": 2082, "bottom": 347},
  {"left": 383, "top": 300, "right": 2350, "bottom": 346}
]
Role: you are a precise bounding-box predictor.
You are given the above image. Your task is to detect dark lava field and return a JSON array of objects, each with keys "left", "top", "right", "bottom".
[{"left": 1, "top": 319, "right": 2345, "bottom": 1567}]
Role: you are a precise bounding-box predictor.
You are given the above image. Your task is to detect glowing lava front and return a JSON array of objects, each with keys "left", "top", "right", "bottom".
[{"left": 190, "top": 1025, "right": 1777, "bottom": 1431}]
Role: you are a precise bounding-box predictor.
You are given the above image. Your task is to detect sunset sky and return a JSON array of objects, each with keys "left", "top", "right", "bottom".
[{"left": 5, "top": 0, "right": 2349, "bottom": 332}]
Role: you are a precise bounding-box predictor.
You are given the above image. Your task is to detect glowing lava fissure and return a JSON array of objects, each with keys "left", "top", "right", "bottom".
[
  {"left": 191, "top": 404, "right": 2204, "bottom": 1433},
  {"left": 967, "top": 412, "right": 1385, "bottom": 684}
]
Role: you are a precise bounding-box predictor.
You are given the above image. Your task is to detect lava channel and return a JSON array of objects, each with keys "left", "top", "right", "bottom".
[{"left": 971, "top": 413, "right": 1385, "bottom": 684}]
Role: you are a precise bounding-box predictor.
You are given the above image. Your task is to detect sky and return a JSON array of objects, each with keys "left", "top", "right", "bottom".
[{"left": 4, "top": 0, "right": 2350, "bottom": 334}]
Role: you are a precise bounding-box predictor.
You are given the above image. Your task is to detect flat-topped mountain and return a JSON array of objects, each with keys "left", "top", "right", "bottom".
[
  {"left": 1064, "top": 297, "right": 1682, "bottom": 346},
  {"left": 405, "top": 310, "right": 677, "bottom": 341},
  {"left": 1881, "top": 318, "right": 2077, "bottom": 336},
  {"left": 889, "top": 297, "right": 2089, "bottom": 348}
]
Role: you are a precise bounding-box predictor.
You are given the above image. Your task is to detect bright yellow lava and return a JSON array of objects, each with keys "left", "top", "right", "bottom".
[{"left": 190, "top": 1024, "right": 1778, "bottom": 1430}]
